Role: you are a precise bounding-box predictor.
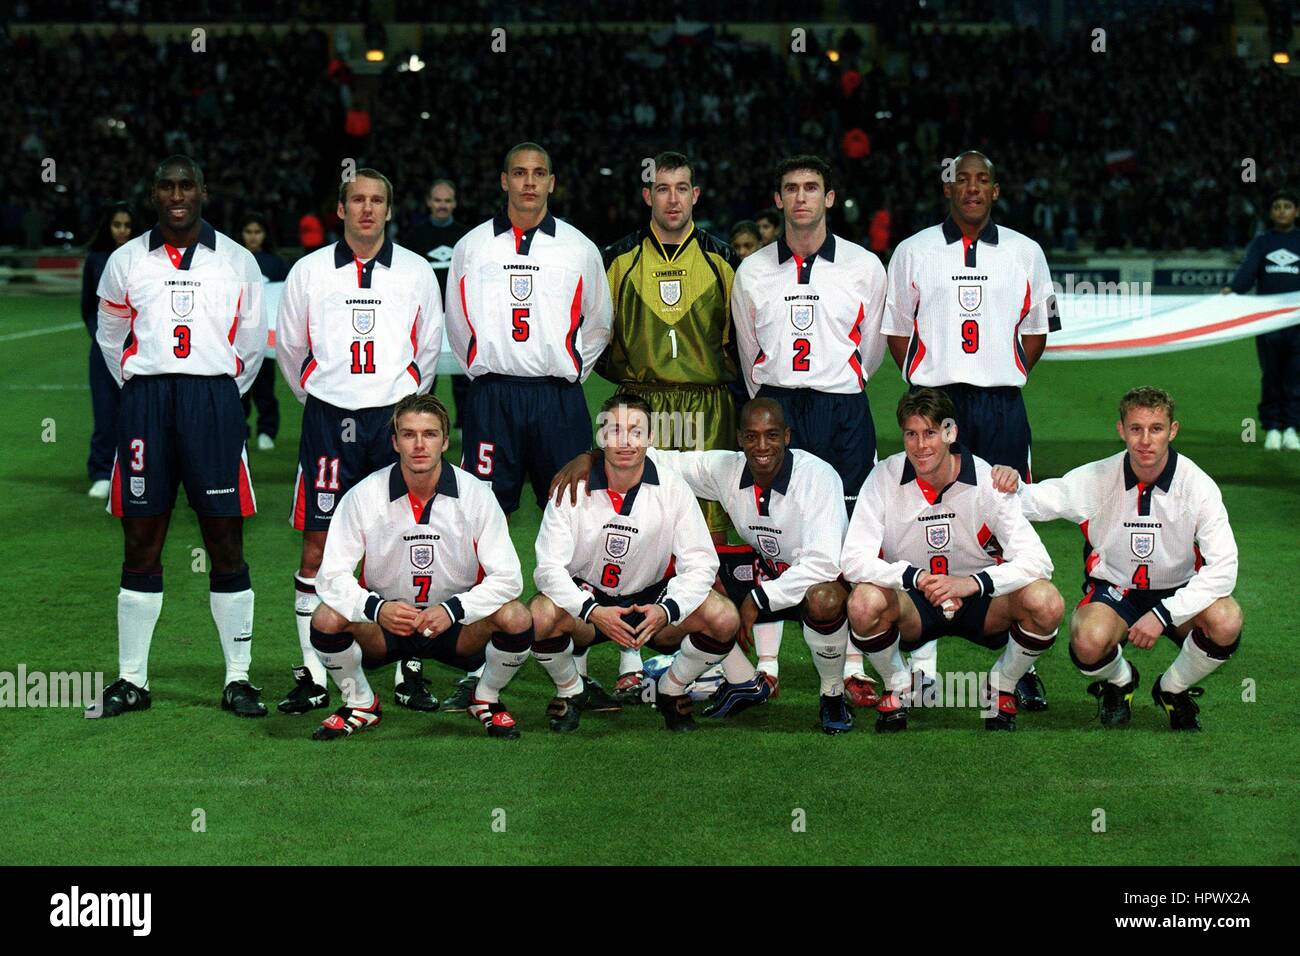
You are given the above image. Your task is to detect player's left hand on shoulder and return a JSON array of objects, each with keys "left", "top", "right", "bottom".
[
  {"left": 549, "top": 451, "right": 595, "bottom": 507},
  {"left": 1127, "top": 611, "right": 1163, "bottom": 649},
  {"left": 989, "top": 465, "right": 1020, "bottom": 494}
]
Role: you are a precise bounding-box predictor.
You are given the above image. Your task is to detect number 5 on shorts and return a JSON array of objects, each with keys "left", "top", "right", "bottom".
[{"left": 476, "top": 442, "right": 495, "bottom": 477}]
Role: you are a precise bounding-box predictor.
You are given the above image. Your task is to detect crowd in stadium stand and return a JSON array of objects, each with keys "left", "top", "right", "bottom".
[{"left": 0, "top": 2, "right": 1291, "bottom": 258}]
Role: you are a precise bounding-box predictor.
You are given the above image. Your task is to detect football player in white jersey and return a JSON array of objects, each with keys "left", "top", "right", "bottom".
[
  {"left": 275, "top": 168, "right": 445, "bottom": 718},
  {"left": 843, "top": 388, "right": 1063, "bottom": 731},
  {"left": 309, "top": 394, "right": 533, "bottom": 740},
  {"left": 549, "top": 398, "right": 856, "bottom": 733},
  {"left": 530, "top": 393, "right": 740, "bottom": 733},
  {"left": 991, "top": 387, "right": 1242, "bottom": 731}
]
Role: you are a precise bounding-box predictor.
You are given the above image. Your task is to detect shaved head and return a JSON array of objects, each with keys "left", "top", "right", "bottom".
[
  {"left": 740, "top": 398, "right": 787, "bottom": 430},
  {"left": 154, "top": 154, "right": 204, "bottom": 189}
]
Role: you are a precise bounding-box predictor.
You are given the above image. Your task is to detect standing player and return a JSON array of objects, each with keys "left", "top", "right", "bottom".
[
  {"left": 731, "top": 156, "right": 887, "bottom": 692},
  {"left": 991, "top": 387, "right": 1242, "bottom": 731},
  {"left": 877, "top": 150, "right": 1060, "bottom": 708},
  {"left": 842, "top": 389, "right": 1062, "bottom": 732},
  {"left": 529, "top": 394, "right": 738, "bottom": 733},
  {"left": 1224, "top": 188, "right": 1300, "bottom": 451},
  {"left": 600, "top": 150, "right": 741, "bottom": 696},
  {"left": 551, "top": 398, "right": 854, "bottom": 733},
  {"left": 275, "top": 168, "right": 444, "bottom": 717},
  {"left": 445, "top": 142, "right": 611, "bottom": 518},
  {"left": 309, "top": 394, "right": 534, "bottom": 740},
  {"left": 93, "top": 156, "right": 267, "bottom": 717}
]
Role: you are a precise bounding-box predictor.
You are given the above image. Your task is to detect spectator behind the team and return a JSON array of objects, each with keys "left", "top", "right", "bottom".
[
  {"left": 730, "top": 220, "right": 761, "bottom": 260},
  {"left": 82, "top": 201, "right": 138, "bottom": 499},
  {"left": 1224, "top": 188, "right": 1300, "bottom": 451},
  {"left": 755, "top": 208, "right": 782, "bottom": 246},
  {"left": 237, "top": 211, "right": 287, "bottom": 450}
]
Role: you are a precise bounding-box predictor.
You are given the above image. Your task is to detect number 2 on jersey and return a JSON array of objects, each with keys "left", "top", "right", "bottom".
[{"left": 792, "top": 337, "right": 811, "bottom": 371}]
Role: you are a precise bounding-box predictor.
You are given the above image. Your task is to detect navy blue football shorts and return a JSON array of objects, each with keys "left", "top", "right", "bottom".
[
  {"left": 755, "top": 384, "right": 875, "bottom": 513},
  {"left": 461, "top": 373, "right": 592, "bottom": 514},
  {"left": 292, "top": 396, "right": 398, "bottom": 531},
  {"left": 111, "top": 373, "right": 255, "bottom": 518}
]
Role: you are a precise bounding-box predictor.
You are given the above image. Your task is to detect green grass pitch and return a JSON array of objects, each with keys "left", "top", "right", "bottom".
[{"left": 0, "top": 293, "right": 1296, "bottom": 866}]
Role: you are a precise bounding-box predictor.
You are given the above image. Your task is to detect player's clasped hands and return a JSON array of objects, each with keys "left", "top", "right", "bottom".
[
  {"left": 917, "top": 570, "right": 975, "bottom": 610},
  {"left": 413, "top": 605, "right": 453, "bottom": 639},
  {"left": 989, "top": 465, "right": 1021, "bottom": 494},
  {"left": 377, "top": 600, "right": 422, "bottom": 636}
]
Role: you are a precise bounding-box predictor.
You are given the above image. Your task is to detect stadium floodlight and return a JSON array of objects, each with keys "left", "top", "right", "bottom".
[
  {"left": 827, "top": 49, "right": 840, "bottom": 62},
  {"left": 407, "top": 54, "right": 425, "bottom": 72},
  {"left": 1273, "top": 51, "right": 1291, "bottom": 65},
  {"left": 366, "top": 49, "right": 384, "bottom": 62}
]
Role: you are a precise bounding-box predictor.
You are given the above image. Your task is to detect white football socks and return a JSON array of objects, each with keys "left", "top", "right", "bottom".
[
  {"left": 533, "top": 638, "right": 582, "bottom": 697},
  {"left": 721, "top": 643, "right": 758, "bottom": 683},
  {"left": 211, "top": 588, "right": 254, "bottom": 686},
  {"left": 117, "top": 587, "right": 162, "bottom": 690},
  {"left": 659, "top": 635, "right": 727, "bottom": 697},
  {"left": 991, "top": 626, "right": 1057, "bottom": 693},
  {"left": 753, "top": 621, "right": 782, "bottom": 678},
  {"left": 803, "top": 620, "right": 847, "bottom": 696},
  {"left": 1163, "top": 632, "right": 1224, "bottom": 693},
  {"left": 843, "top": 650, "right": 867, "bottom": 681},
  {"left": 857, "top": 628, "right": 911, "bottom": 694},
  {"left": 1078, "top": 645, "right": 1132, "bottom": 686},
  {"left": 477, "top": 636, "right": 530, "bottom": 703},
  {"left": 316, "top": 640, "right": 374, "bottom": 708},
  {"left": 618, "top": 646, "right": 643, "bottom": 676},
  {"left": 908, "top": 639, "right": 937, "bottom": 679},
  {"left": 294, "top": 574, "right": 326, "bottom": 686}
]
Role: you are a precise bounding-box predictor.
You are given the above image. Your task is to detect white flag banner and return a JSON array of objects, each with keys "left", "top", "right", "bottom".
[{"left": 1044, "top": 291, "right": 1300, "bottom": 361}]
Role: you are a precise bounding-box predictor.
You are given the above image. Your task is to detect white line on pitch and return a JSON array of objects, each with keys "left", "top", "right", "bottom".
[{"left": 0, "top": 322, "right": 84, "bottom": 342}]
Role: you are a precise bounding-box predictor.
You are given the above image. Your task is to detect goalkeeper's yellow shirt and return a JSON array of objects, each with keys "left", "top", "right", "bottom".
[{"left": 599, "top": 225, "right": 738, "bottom": 385}]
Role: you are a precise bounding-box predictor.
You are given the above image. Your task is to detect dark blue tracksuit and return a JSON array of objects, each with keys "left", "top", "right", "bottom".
[
  {"left": 1230, "top": 229, "right": 1300, "bottom": 430},
  {"left": 81, "top": 250, "right": 119, "bottom": 481}
]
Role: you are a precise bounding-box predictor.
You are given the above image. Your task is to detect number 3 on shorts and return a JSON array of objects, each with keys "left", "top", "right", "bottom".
[{"left": 476, "top": 442, "right": 495, "bottom": 477}]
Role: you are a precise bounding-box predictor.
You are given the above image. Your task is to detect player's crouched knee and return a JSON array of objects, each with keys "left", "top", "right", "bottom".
[
  {"left": 699, "top": 593, "right": 740, "bottom": 645},
  {"left": 310, "top": 603, "right": 349, "bottom": 635},
  {"left": 847, "top": 583, "right": 889, "bottom": 633},
  {"left": 494, "top": 599, "right": 533, "bottom": 636},
  {"left": 1199, "top": 597, "right": 1243, "bottom": 648},
  {"left": 804, "top": 582, "right": 847, "bottom": 624},
  {"left": 1022, "top": 580, "right": 1065, "bottom": 633}
]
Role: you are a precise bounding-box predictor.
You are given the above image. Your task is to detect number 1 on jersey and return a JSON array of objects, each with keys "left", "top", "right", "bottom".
[{"left": 667, "top": 328, "right": 677, "bottom": 359}]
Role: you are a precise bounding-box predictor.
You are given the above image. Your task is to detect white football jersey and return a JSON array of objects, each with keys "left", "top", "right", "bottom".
[
  {"left": 96, "top": 221, "right": 265, "bottom": 394},
  {"left": 883, "top": 218, "right": 1059, "bottom": 387},
  {"left": 731, "top": 233, "right": 887, "bottom": 395},
  {"left": 316, "top": 462, "right": 522, "bottom": 626},
  {"left": 446, "top": 210, "right": 612, "bottom": 383},
  {"left": 534, "top": 457, "right": 717, "bottom": 626},
  {"left": 1016, "top": 449, "right": 1237, "bottom": 627},
  {"left": 842, "top": 446, "right": 1052, "bottom": 596},
  {"left": 275, "top": 238, "right": 443, "bottom": 408},
  {"left": 649, "top": 447, "right": 846, "bottom": 613}
]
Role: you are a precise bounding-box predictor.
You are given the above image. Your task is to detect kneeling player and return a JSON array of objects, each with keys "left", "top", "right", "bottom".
[
  {"left": 842, "top": 389, "right": 1062, "bottom": 731},
  {"left": 530, "top": 393, "right": 738, "bottom": 732},
  {"left": 550, "top": 398, "right": 855, "bottom": 733},
  {"left": 991, "top": 386, "right": 1242, "bottom": 731},
  {"left": 311, "top": 394, "right": 532, "bottom": 740}
]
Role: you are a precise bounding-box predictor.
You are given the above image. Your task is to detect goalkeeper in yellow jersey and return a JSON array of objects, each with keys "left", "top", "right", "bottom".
[{"left": 599, "top": 151, "right": 742, "bottom": 698}]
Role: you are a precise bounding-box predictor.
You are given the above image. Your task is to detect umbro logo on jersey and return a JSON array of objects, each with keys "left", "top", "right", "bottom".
[
  {"left": 958, "top": 284, "right": 982, "bottom": 312},
  {"left": 410, "top": 544, "right": 434, "bottom": 569},
  {"left": 1265, "top": 248, "right": 1299, "bottom": 267},
  {"left": 790, "top": 303, "right": 814, "bottom": 331},
  {"left": 510, "top": 274, "right": 533, "bottom": 300},
  {"left": 352, "top": 309, "right": 376, "bottom": 335},
  {"left": 659, "top": 279, "right": 681, "bottom": 306},
  {"left": 1130, "top": 532, "right": 1155, "bottom": 558}
]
